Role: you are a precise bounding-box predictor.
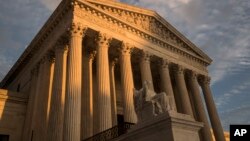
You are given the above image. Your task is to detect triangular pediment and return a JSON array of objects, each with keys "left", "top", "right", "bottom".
[{"left": 80, "top": 0, "right": 212, "bottom": 63}]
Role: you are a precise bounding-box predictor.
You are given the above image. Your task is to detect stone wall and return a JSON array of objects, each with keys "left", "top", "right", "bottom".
[{"left": 0, "top": 89, "right": 27, "bottom": 141}]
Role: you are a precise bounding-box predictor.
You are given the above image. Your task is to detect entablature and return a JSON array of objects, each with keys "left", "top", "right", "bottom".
[
  {"left": 85, "top": 0, "right": 212, "bottom": 63},
  {"left": 0, "top": 0, "right": 212, "bottom": 88},
  {"left": 72, "top": 0, "right": 210, "bottom": 74}
]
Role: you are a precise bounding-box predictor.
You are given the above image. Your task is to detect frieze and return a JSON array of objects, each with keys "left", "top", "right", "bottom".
[
  {"left": 73, "top": 1, "right": 209, "bottom": 71},
  {"left": 74, "top": 7, "right": 126, "bottom": 35},
  {"left": 91, "top": 3, "right": 200, "bottom": 56}
]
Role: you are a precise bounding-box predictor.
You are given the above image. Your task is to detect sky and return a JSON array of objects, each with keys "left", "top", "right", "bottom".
[{"left": 0, "top": 0, "right": 249, "bottom": 131}]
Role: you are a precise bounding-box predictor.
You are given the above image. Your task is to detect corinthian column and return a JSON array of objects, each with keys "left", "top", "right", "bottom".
[
  {"left": 96, "top": 32, "right": 112, "bottom": 132},
  {"left": 173, "top": 65, "right": 193, "bottom": 116},
  {"left": 139, "top": 51, "right": 154, "bottom": 91},
  {"left": 187, "top": 71, "right": 213, "bottom": 141},
  {"left": 63, "top": 23, "right": 85, "bottom": 141},
  {"left": 36, "top": 52, "right": 55, "bottom": 141},
  {"left": 47, "top": 42, "right": 68, "bottom": 141},
  {"left": 119, "top": 43, "right": 137, "bottom": 123},
  {"left": 82, "top": 51, "right": 96, "bottom": 140},
  {"left": 32, "top": 63, "right": 44, "bottom": 141},
  {"left": 199, "top": 76, "right": 225, "bottom": 141},
  {"left": 109, "top": 58, "right": 118, "bottom": 126},
  {"left": 22, "top": 66, "right": 39, "bottom": 141},
  {"left": 158, "top": 59, "right": 177, "bottom": 111}
]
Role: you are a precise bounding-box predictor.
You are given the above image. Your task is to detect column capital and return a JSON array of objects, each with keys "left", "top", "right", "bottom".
[
  {"left": 96, "top": 32, "right": 112, "bottom": 48},
  {"left": 45, "top": 51, "right": 56, "bottom": 63},
  {"left": 89, "top": 50, "right": 97, "bottom": 61},
  {"left": 68, "top": 22, "right": 87, "bottom": 37},
  {"left": 173, "top": 64, "right": 185, "bottom": 74},
  {"left": 186, "top": 70, "right": 198, "bottom": 80},
  {"left": 139, "top": 50, "right": 151, "bottom": 62},
  {"left": 119, "top": 42, "right": 134, "bottom": 55},
  {"left": 55, "top": 36, "right": 69, "bottom": 53},
  {"left": 56, "top": 44, "right": 69, "bottom": 54},
  {"left": 198, "top": 75, "right": 211, "bottom": 85},
  {"left": 40, "top": 51, "right": 55, "bottom": 64},
  {"left": 56, "top": 36, "right": 69, "bottom": 45},
  {"left": 110, "top": 58, "right": 118, "bottom": 67},
  {"left": 158, "top": 58, "right": 171, "bottom": 68}
]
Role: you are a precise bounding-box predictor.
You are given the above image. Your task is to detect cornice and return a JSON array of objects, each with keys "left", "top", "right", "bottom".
[
  {"left": 85, "top": 0, "right": 212, "bottom": 63},
  {"left": 0, "top": 0, "right": 212, "bottom": 88},
  {"left": 0, "top": 1, "right": 72, "bottom": 88},
  {"left": 73, "top": 0, "right": 209, "bottom": 71},
  {"left": 85, "top": 0, "right": 155, "bottom": 15}
]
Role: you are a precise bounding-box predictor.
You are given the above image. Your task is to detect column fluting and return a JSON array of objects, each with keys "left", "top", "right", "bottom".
[
  {"left": 199, "top": 76, "right": 226, "bottom": 141},
  {"left": 119, "top": 43, "right": 137, "bottom": 123},
  {"left": 47, "top": 43, "right": 68, "bottom": 141},
  {"left": 82, "top": 51, "right": 96, "bottom": 139},
  {"left": 187, "top": 71, "right": 213, "bottom": 141},
  {"left": 36, "top": 52, "right": 55, "bottom": 141},
  {"left": 139, "top": 51, "right": 154, "bottom": 91},
  {"left": 158, "top": 59, "right": 177, "bottom": 111},
  {"left": 32, "top": 63, "right": 44, "bottom": 141},
  {"left": 63, "top": 23, "right": 85, "bottom": 141},
  {"left": 173, "top": 65, "right": 193, "bottom": 116},
  {"left": 22, "top": 66, "right": 39, "bottom": 141},
  {"left": 96, "top": 32, "right": 112, "bottom": 132},
  {"left": 109, "top": 58, "right": 118, "bottom": 126}
]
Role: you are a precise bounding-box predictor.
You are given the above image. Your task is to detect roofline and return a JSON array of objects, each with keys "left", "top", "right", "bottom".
[
  {"left": 0, "top": 0, "right": 70, "bottom": 88},
  {"left": 87, "top": 0, "right": 212, "bottom": 63},
  {"left": 153, "top": 12, "right": 212, "bottom": 62},
  {"left": 1, "top": 0, "right": 212, "bottom": 88}
]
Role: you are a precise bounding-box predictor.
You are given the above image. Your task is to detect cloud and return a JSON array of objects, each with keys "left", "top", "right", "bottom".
[
  {"left": 220, "top": 105, "right": 250, "bottom": 131},
  {"left": 0, "top": 0, "right": 54, "bottom": 81},
  {"left": 122, "top": 2, "right": 250, "bottom": 128},
  {"left": 120, "top": 0, "right": 250, "bottom": 85},
  {"left": 215, "top": 80, "right": 250, "bottom": 108},
  {"left": 0, "top": 56, "right": 13, "bottom": 81},
  {"left": 0, "top": 0, "right": 248, "bottom": 85},
  {"left": 208, "top": 33, "right": 250, "bottom": 85},
  {"left": 0, "top": 0, "right": 248, "bottom": 132},
  {"left": 0, "top": 29, "right": 23, "bottom": 81},
  {"left": 39, "top": 0, "right": 61, "bottom": 11}
]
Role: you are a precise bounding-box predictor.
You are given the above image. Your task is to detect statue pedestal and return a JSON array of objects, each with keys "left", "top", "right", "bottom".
[{"left": 113, "top": 111, "right": 203, "bottom": 141}]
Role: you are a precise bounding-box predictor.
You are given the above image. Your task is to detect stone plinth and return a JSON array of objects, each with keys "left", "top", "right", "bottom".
[{"left": 113, "top": 111, "right": 203, "bottom": 141}]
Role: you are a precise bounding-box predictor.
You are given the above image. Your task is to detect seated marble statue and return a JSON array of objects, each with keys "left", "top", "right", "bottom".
[{"left": 133, "top": 81, "right": 173, "bottom": 122}]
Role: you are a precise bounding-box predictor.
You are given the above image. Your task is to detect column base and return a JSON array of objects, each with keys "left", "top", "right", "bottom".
[{"left": 112, "top": 111, "right": 203, "bottom": 141}]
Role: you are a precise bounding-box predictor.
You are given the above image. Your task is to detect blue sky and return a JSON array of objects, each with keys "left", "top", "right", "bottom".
[{"left": 0, "top": 0, "right": 249, "bottom": 131}]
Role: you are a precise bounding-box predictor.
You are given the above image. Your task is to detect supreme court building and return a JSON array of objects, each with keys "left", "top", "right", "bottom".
[{"left": 0, "top": 0, "right": 227, "bottom": 141}]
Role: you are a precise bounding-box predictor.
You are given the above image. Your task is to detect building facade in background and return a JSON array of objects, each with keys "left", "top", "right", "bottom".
[{"left": 0, "top": 0, "right": 227, "bottom": 141}]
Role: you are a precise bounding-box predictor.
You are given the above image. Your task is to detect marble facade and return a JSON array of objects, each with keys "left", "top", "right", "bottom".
[{"left": 0, "top": 0, "right": 226, "bottom": 141}]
